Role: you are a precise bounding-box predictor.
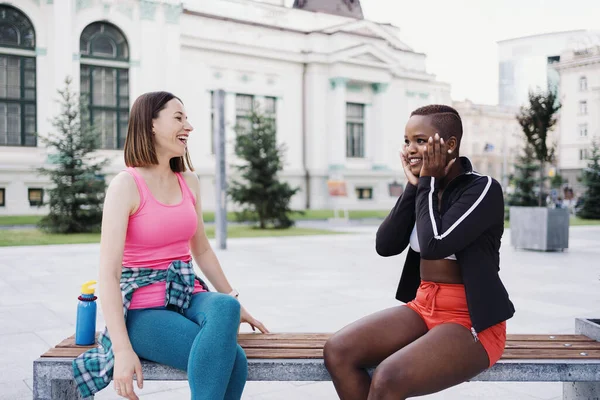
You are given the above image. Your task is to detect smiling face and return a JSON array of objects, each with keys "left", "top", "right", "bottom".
[
  {"left": 403, "top": 114, "right": 458, "bottom": 176},
  {"left": 152, "top": 98, "right": 193, "bottom": 159}
]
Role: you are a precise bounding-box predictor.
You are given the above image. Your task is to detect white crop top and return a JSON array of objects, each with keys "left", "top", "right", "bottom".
[{"left": 410, "top": 224, "right": 457, "bottom": 261}]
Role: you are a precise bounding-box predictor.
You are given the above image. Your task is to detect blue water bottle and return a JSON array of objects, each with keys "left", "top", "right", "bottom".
[{"left": 75, "top": 280, "right": 97, "bottom": 346}]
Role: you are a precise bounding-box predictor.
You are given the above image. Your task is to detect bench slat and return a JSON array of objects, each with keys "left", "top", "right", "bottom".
[
  {"left": 505, "top": 334, "right": 595, "bottom": 342},
  {"left": 506, "top": 341, "right": 600, "bottom": 349},
  {"left": 238, "top": 340, "right": 325, "bottom": 349},
  {"left": 41, "top": 346, "right": 600, "bottom": 361},
  {"left": 239, "top": 333, "right": 596, "bottom": 342},
  {"left": 238, "top": 340, "right": 600, "bottom": 350},
  {"left": 243, "top": 348, "right": 600, "bottom": 360},
  {"left": 41, "top": 333, "right": 600, "bottom": 361},
  {"left": 45, "top": 348, "right": 600, "bottom": 360},
  {"left": 237, "top": 333, "right": 332, "bottom": 340},
  {"left": 502, "top": 349, "right": 600, "bottom": 359},
  {"left": 52, "top": 333, "right": 595, "bottom": 347}
]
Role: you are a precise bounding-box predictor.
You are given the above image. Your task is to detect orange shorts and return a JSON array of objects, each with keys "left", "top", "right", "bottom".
[{"left": 405, "top": 281, "right": 506, "bottom": 368}]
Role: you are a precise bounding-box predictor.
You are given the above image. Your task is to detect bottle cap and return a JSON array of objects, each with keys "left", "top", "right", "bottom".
[{"left": 81, "top": 280, "right": 97, "bottom": 295}]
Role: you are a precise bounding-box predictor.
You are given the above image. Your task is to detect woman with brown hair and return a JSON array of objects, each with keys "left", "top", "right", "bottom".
[{"left": 73, "top": 91, "right": 268, "bottom": 400}]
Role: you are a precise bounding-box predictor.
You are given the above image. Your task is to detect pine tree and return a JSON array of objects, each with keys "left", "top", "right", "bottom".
[
  {"left": 37, "top": 77, "right": 109, "bottom": 233},
  {"left": 578, "top": 140, "right": 600, "bottom": 219},
  {"left": 516, "top": 89, "right": 561, "bottom": 206},
  {"left": 228, "top": 108, "right": 299, "bottom": 229},
  {"left": 508, "top": 142, "right": 540, "bottom": 207}
]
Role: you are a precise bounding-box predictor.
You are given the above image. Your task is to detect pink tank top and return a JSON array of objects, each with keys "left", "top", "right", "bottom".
[{"left": 123, "top": 167, "right": 206, "bottom": 309}]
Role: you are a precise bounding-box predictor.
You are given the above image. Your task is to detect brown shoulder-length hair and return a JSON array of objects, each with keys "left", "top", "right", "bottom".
[{"left": 123, "top": 91, "right": 194, "bottom": 172}]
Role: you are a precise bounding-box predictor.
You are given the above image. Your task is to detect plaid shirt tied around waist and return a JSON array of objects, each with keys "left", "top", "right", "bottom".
[{"left": 72, "top": 260, "right": 208, "bottom": 397}]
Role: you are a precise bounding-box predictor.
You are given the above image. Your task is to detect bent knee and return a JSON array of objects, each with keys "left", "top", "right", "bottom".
[
  {"left": 209, "top": 293, "right": 241, "bottom": 319},
  {"left": 370, "top": 364, "right": 413, "bottom": 398},
  {"left": 324, "top": 333, "right": 357, "bottom": 370}
]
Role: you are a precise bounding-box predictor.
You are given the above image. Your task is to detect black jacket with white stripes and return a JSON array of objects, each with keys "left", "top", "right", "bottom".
[{"left": 376, "top": 157, "right": 515, "bottom": 333}]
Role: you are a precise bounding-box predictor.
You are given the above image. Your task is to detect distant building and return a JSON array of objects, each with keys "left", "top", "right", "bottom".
[
  {"left": 453, "top": 100, "right": 521, "bottom": 190},
  {"left": 498, "top": 30, "right": 600, "bottom": 107},
  {"left": 553, "top": 46, "right": 600, "bottom": 195},
  {"left": 0, "top": 0, "right": 451, "bottom": 215}
]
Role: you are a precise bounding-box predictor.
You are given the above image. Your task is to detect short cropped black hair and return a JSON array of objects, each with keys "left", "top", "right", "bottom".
[{"left": 410, "top": 104, "right": 463, "bottom": 145}]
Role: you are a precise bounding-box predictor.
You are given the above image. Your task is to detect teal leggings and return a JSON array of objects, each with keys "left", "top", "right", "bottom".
[{"left": 126, "top": 292, "right": 247, "bottom": 400}]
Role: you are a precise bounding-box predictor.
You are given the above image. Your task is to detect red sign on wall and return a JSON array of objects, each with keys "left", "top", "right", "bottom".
[{"left": 327, "top": 180, "right": 347, "bottom": 197}]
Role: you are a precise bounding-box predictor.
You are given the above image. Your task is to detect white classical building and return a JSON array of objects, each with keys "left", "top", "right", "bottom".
[
  {"left": 453, "top": 100, "right": 521, "bottom": 190},
  {"left": 553, "top": 46, "right": 600, "bottom": 194},
  {"left": 0, "top": 0, "right": 450, "bottom": 215}
]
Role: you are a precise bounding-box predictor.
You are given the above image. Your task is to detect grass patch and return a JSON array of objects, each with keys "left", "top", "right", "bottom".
[
  {"left": 0, "top": 215, "right": 43, "bottom": 226},
  {"left": 0, "top": 225, "right": 341, "bottom": 247},
  {"left": 204, "top": 225, "right": 340, "bottom": 238},
  {"left": 0, "top": 230, "right": 101, "bottom": 246},
  {"left": 570, "top": 217, "right": 600, "bottom": 226},
  {"left": 202, "top": 209, "right": 389, "bottom": 222},
  {"left": 4, "top": 211, "right": 599, "bottom": 232},
  {"left": 292, "top": 209, "right": 390, "bottom": 220},
  {"left": 1, "top": 210, "right": 389, "bottom": 226}
]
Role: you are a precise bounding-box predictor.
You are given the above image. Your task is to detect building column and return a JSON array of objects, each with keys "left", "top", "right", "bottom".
[
  {"left": 371, "top": 83, "right": 389, "bottom": 170},
  {"left": 328, "top": 77, "right": 348, "bottom": 173},
  {"left": 139, "top": 0, "right": 162, "bottom": 91},
  {"left": 53, "top": 0, "right": 74, "bottom": 106}
]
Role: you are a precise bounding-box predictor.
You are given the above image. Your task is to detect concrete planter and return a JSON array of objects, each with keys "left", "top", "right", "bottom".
[
  {"left": 509, "top": 206, "right": 569, "bottom": 251},
  {"left": 574, "top": 317, "right": 600, "bottom": 341},
  {"left": 563, "top": 318, "right": 600, "bottom": 399}
]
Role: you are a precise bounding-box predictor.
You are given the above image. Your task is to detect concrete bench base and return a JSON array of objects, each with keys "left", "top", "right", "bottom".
[
  {"left": 33, "top": 357, "right": 600, "bottom": 400},
  {"left": 33, "top": 319, "right": 600, "bottom": 399},
  {"left": 564, "top": 382, "right": 600, "bottom": 400}
]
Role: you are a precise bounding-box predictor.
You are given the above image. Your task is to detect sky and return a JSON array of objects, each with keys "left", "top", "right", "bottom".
[{"left": 354, "top": 0, "right": 600, "bottom": 105}]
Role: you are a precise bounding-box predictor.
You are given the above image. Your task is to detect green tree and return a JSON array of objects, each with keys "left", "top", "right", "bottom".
[
  {"left": 550, "top": 172, "right": 564, "bottom": 189},
  {"left": 37, "top": 77, "right": 109, "bottom": 233},
  {"left": 228, "top": 108, "right": 299, "bottom": 229},
  {"left": 508, "top": 142, "right": 539, "bottom": 207},
  {"left": 516, "top": 89, "right": 561, "bottom": 206},
  {"left": 578, "top": 140, "right": 600, "bottom": 219}
]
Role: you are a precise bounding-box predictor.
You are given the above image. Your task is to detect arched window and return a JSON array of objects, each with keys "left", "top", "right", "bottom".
[
  {"left": 80, "top": 22, "right": 129, "bottom": 150},
  {"left": 0, "top": 5, "right": 36, "bottom": 146},
  {"left": 579, "top": 76, "right": 588, "bottom": 91}
]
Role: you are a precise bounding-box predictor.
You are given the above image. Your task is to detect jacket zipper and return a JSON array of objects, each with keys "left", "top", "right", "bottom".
[{"left": 471, "top": 327, "right": 479, "bottom": 342}]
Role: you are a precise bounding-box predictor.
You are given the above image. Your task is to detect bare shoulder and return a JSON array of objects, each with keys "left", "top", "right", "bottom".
[
  {"left": 107, "top": 171, "right": 137, "bottom": 193},
  {"left": 182, "top": 171, "right": 200, "bottom": 193},
  {"left": 105, "top": 171, "right": 139, "bottom": 212}
]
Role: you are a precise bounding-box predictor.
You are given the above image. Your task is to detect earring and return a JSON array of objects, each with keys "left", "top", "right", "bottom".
[{"left": 448, "top": 149, "right": 452, "bottom": 154}]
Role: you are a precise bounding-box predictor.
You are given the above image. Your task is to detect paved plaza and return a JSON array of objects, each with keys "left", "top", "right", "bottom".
[{"left": 1, "top": 224, "right": 599, "bottom": 399}]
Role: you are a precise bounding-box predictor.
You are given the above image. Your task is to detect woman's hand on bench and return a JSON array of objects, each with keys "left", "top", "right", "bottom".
[
  {"left": 241, "top": 305, "right": 269, "bottom": 333},
  {"left": 113, "top": 348, "right": 144, "bottom": 400}
]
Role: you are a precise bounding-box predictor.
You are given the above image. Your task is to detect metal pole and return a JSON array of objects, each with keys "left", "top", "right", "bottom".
[
  {"left": 502, "top": 131, "right": 508, "bottom": 192},
  {"left": 213, "top": 89, "right": 227, "bottom": 250}
]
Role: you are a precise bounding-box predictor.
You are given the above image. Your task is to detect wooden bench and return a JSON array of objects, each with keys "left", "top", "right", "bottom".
[{"left": 33, "top": 318, "right": 600, "bottom": 400}]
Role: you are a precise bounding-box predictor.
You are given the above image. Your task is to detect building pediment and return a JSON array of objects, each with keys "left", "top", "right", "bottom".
[
  {"left": 352, "top": 52, "right": 388, "bottom": 63},
  {"left": 330, "top": 43, "right": 399, "bottom": 68},
  {"left": 321, "top": 20, "right": 413, "bottom": 52}
]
